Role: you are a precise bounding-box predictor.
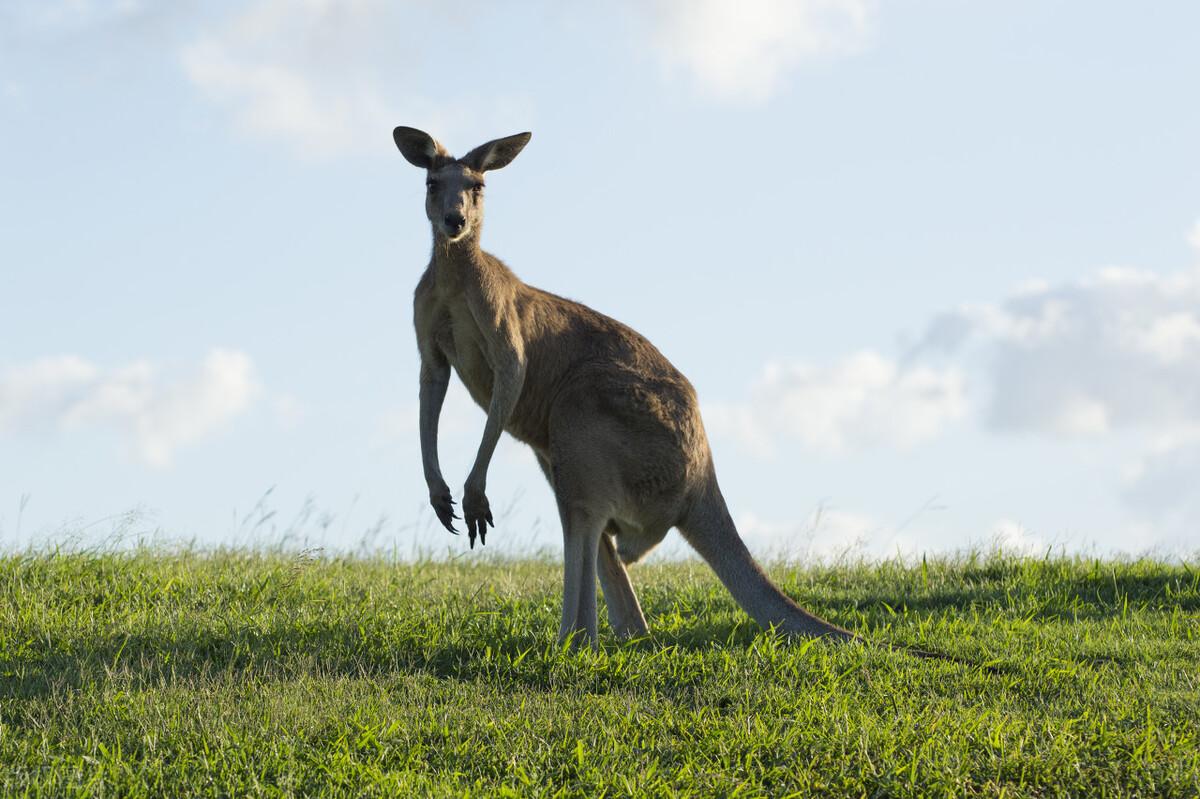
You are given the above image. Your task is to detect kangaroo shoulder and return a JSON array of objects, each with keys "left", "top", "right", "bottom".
[
  {"left": 413, "top": 266, "right": 451, "bottom": 339},
  {"left": 413, "top": 265, "right": 437, "bottom": 306}
]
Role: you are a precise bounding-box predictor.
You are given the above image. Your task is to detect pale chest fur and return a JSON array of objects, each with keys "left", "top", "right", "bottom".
[{"left": 429, "top": 297, "right": 495, "bottom": 409}]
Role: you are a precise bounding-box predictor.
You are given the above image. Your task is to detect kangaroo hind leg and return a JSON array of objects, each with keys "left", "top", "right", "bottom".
[
  {"left": 539, "top": 452, "right": 647, "bottom": 643},
  {"left": 597, "top": 530, "right": 649, "bottom": 639},
  {"left": 557, "top": 503, "right": 605, "bottom": 648}
]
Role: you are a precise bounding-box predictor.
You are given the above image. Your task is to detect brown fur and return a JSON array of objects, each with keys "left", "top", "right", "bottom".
[{"left": 395, "top": 126, "right": 859, "bottom": 646}]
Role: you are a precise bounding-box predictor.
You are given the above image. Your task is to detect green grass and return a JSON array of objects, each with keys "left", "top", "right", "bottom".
[{"left": 1, "top": 549, "right": 1197, "bottom": 797}]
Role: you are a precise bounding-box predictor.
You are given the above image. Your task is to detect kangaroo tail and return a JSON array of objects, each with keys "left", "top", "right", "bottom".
[
  {"left": 679, "top": 478, "right": 857, "bottom": 642},
  {"left": 679, "top": 477, "right": 986, "bottom": 668}
]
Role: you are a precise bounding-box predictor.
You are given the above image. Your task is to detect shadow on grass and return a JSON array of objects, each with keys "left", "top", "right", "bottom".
[
  {"left": 5, "top": 563, "right": 1192, "bottom": 701},
  {"left": 1, "top": 611, "right": 959, "bottom": 702},
  {"left": 835, "top": 566, "right": 1200, "bottom": 621},
  {"left": 0, "top": 612, "right": 1018, "bottom": 703}
]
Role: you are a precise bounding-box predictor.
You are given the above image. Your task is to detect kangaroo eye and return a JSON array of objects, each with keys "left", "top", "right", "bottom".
[
  {"left": 472, "top": 183, "right": 484, "bottom": 193},
  {"left": 426, "top": 181, "right": 436, "bottom": 192}
]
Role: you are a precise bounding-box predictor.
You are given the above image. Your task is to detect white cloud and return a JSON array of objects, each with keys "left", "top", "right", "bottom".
[
  {"left": 0, "top": 356, "right": 100, "bottom": 431},
  {"left": 1116, "top": 425, "right": 1200, "bottom": 553},
  {"left": 647, "top": 0, "right": 875, "bottom": 102},
  {"left": 733, "top": 499, "right": 986, "bottom": 562},
  {"left": 989, "top": 519, "right": 1046, "bottom": 556},
  {"left": 736, "top": 509, "right": 1058, "bottom": 562},
  {"left": 179, "top": 0, "right": 875, "bottom": 153},
  {"left": 704, "top": 350, "right": 967, "bottom": 456},
  {"left": 180, "top": 0, "right": 530, "bottom": 159},
  {"left": 0, "top": 349, "right": 259, "bottom": 467},
  {"left": 182, "top": 34, "right": 388, "bottom": 159},
  {"left": 710, "top": 221, "right": 1200, "bottom": 537},
  {"left": 917, "top": 265, "right": 1200, "bottom": 436},
  {"left": 738, "top": 506, "right": 877, "bottom": 561},
  {"left": 1123, "top": 427, "right": 1200, "bottom": 516},
  {"left": 904, "top": 227, "right": 1200, "bottom": 532}
]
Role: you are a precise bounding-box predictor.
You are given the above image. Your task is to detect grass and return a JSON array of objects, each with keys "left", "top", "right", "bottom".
[{"left": 0, "top": 548, "right": 1197, "bottom": 797}]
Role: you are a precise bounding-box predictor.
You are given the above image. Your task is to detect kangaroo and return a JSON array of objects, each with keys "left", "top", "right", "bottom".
[{"left": 393, "top": 125, "right": 877, "bottom": 648}]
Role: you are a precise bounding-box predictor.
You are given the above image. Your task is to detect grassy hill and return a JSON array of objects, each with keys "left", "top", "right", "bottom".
[{"left": 1, "top": 549, "right": 1197, "bottom": 797}]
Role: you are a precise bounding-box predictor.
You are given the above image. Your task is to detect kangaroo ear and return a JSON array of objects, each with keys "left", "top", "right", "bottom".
[
  {"left": 393, "top": 126, "right": 449, "bottom": 169},
  {"left": 460, "top": 132, "right": 532, "bottom": 172}
]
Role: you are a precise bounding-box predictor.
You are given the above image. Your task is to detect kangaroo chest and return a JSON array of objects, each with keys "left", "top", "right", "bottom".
[{"left": 435, "top": 303, "right": 494, "bottom": 408}]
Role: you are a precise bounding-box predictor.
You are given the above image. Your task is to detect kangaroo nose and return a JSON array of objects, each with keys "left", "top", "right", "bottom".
[{"left": 444, "top": 213, "right": 465, "bottom": 233}]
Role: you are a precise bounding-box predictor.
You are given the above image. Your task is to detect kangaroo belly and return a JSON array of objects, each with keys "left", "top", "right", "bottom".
[
  {"left": 449, "top": 354, "right": 492, "bottom": 410},
  {"left": 441, "top": 317, "right": 493, "bottom": 410},
  {"left": 610, "top": 518, "right": 669, "bottom": 565}
]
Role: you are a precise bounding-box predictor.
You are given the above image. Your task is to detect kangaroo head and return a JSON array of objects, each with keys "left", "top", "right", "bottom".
[{"left": 393, "top": 126, "right": 531, "bottom": 244}]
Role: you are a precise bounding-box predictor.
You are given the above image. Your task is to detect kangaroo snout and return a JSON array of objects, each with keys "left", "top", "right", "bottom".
[{"left": 443, "top": 213, "right": 466, "bottom": 235}]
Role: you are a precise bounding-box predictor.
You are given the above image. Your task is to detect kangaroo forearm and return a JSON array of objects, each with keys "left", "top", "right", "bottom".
[
  {"left": 468, "top": 369, "right": 523, "bottom": 484},
  {"left": 419, "top": 373, "right": 450, "bottom": 487},
  {"left": 468, "top": 417, "right": 504, "bottom": 486}
]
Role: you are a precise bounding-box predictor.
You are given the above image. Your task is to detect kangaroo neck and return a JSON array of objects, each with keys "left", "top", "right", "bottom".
[{"left": 431, "top": 228, "right": 486, "bottom": 290}]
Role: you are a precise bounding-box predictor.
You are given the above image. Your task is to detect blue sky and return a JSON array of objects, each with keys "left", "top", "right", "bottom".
[{"left": 2, "top": 0, "right": 1198, "bottom": 558}]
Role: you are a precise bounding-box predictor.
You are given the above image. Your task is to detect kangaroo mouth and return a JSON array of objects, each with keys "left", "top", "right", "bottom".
[{"left": 440, "top": 224, "right": 471, "bottom": 242}]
